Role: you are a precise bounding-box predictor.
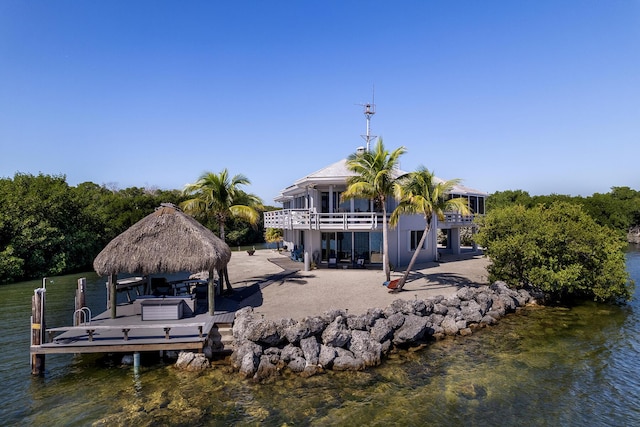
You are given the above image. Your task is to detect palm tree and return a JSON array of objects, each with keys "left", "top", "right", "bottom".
[
  {"left": 342, "top": 138, "right": 406, "bottom": 282},
  {"left": 181, "top": 169, "right": 262, "bottom": 241},
  {"left": 389, "top": 166, "right": 471, "bottom": 292},
  {"left": 181, "top": 169, "right": 263, "bottom": 292},
  {"left": 264, "top": 227, "right": 283, "bottom": 251}
]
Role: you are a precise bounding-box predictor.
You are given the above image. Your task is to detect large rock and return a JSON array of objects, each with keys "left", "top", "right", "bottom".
[
  {"left": 332, "top": 348, "right": 365, "bottom": 371},
  {"left": 386, "top": 298, "right": 430, "bottom": 316},
  {"left": 263, "top": 347, "right": 282, "bottom": 365},
  {"left": 318, "top": 345, "right": 337, "bottom": 368},
  {"left": 243, "top": 319, "right": 286, "bottom": 347},
  {"left": 433, "top": 303, "right": 449, "bottom": 315},
  {"left": 280, "top": 344, "right": 304, "bottom": 362},
  {"left": 474, "top": 291, "right": 492, "bottom": 315},
  {"left": 231, "top": 341, "right": 262, "bottom": 373},
  {"left": 441, "top": 315, "right": 459, "bottom": 335},
  {"left": 444, "top": 296, "right": 462, "bottom": 307},
  {"left": 254, "top": 355, "right": 278, "bottom": 381},
  {"left": 370, "top": 317, "right": 394, "bottom": 343},
  {"left": 240, "top": 351, "right": 260, "bottom": 378},
  {"left": 347, "top": 309, "right": 383, "bottom": 330},
  {"left": 284, "top": 316, "right": 326, "bottom": 344},
  {"left": 456, "top": 287, "right": 476, "bottom": 301},
  {"left": 393, "top": 314, "right": 429, "bottom": 345},
  {"left": 349, "top": 330, "right": 382, "bottom": 367},
  {"left": 461, "top": 301, "right": 483, "bottom": 324},
  {"left": 321, "top": 309, "right": 348, "bottom": 324},
  {"left": 490, "top": 295, "right": 507, "bottom": 317},
  {"left": 322, "top": 316, "right": 351, "bottom": 347},
  {"left": 288, "top": 357, "right": 307, "bottom": 372},
  {"left": 175, "top": 351, "right": 210, "bottom": 371},
  {"left": 300, "top": 336, "right": 320, "bottom": 366},
  {"left": 233, "top": 306, "right": 256, "bottom": 341},
  {"left": 498, "top": 294, "right": 517, "bottom": 312},
  {"left": 386, "top": 312, "right": 406, "bottom": 330}
]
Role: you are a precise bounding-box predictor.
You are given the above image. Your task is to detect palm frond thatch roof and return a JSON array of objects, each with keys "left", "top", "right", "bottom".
[{"left": 93, "top": 203, "right": 231, "bottom": 276}]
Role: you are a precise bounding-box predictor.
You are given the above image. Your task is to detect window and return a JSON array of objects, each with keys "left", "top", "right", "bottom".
[{"left": 410, "top": 230, "right": 425, "bottom": 251}]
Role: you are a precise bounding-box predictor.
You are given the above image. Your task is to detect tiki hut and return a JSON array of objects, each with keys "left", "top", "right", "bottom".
[{"left": 93, "top": 203, "right": 231, "bottom": 317}]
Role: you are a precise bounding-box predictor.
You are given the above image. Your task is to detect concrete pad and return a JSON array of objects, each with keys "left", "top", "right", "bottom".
[{"left": 225, "top": 249, "right": 491, "bottom": 321}]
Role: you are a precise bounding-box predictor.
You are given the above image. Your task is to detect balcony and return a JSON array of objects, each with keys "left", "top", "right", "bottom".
[
  {"left": 441, "top": 212, "right": 478, "bottom": 227},
  {"left": 264, "top": 209, "right": 382, "bottom": 231},
  {"left": 264, "top": 209, "right": 478, "bottom": 231}
]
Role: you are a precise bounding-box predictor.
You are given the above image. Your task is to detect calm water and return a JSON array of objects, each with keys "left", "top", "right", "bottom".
[{"left": 1, "top": 247, "right": 638, "bottom": 426}]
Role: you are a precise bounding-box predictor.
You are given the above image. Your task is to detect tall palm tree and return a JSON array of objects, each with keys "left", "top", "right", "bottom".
[
  {"left": 389, "top": 166, "right": 471, "bottom": 292},
  {"left": 181, "top": 169, "right": 263, "bottom": 292},
  {"left": 181, "top": 169, "right": 262, "bottom": 241},
  {"left": 342, "top": 138, "right": 406, "bottom": 282}
]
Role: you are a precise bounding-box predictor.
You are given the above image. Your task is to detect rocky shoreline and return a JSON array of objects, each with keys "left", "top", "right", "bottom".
[{"left": 227, "top": 281, "right": 538, "bottom": 381}]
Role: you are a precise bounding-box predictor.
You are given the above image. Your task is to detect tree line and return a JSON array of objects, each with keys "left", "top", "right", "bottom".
[
  {"left": 487, "top": 188, "right": 640, "bottom": 236},
  {"left": 0, "top": 172, "right": 273, "bottom": 284}
]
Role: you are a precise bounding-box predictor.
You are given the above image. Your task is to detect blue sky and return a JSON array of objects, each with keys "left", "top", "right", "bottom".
[{"left": 1, "top": 1, "right": 638, "bottom": 204}]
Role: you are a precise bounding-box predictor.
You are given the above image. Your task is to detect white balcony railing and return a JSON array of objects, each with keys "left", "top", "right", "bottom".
[
  {"left": 264, "top": 209, "right": 382, "bottom": 231},
  {"left": 442, "top": 212, "right": 477, "bottom": 226},
  {"left": 264, "top": 209, "right": 478, "bottom": 231}
]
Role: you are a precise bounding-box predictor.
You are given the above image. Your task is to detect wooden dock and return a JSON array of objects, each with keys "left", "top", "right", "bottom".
[
  {"left": 29, "top": 263, "right": 301, "bottom": 374},
  {"left": 31, "top": 301, "right": 235, "bottom": 356}
]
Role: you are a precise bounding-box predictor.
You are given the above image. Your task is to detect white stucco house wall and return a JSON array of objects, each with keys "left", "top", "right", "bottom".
[{"left": 263, "top": 148, "right": 487, "bottom": 269}]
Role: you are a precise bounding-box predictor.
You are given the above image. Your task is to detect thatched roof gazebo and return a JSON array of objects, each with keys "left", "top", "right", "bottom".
[{"left": 93, "top": 203, "right": 231, "bottom": 317}]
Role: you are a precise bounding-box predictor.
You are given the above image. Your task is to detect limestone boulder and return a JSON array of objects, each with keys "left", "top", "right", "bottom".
[
  {"left": 300, "top": 336, "right": 320, "bottom": 366},
  {"left": 322, "top": 316, "right": 351, "bottom": 348},
  {"left": 175, "top": 351, "right": 210, "bottom": 371},
  {"left": 393, "top": 314, "right": 429, "bottom": 345},
  {"left": 349, "top": 330, "right": 382, "bottom": 367}
]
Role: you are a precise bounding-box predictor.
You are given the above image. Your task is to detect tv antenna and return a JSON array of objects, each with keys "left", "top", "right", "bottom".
[{"left": 358, "top": 89, "right": 376, "bottom": 152}]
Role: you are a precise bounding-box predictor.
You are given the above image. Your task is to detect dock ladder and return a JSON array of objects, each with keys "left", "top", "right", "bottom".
[{"left": 73, "top": 307, "right": 92, "bottom": 326}]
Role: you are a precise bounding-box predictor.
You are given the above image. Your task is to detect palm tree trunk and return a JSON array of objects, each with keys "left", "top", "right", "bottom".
[
  {"left": 395, "top": 224, "right": 431, "bottom": 292},
  {"left": 382, "top": 205, "right": 391, "bottom": 282}
]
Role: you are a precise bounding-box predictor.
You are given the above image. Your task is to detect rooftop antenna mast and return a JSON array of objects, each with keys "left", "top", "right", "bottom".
[{"left": 359, "top": 89, "right": 376, "bottom": 152}]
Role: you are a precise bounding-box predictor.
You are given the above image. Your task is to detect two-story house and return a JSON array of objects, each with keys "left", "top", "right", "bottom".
[{"left": 264, "top": 147, "right": 487, "bottom": 269}]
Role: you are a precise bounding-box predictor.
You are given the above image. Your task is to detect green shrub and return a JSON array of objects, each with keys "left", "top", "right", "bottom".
[{"left": 475, "top": 202, "right": 634, "bottom": 302}]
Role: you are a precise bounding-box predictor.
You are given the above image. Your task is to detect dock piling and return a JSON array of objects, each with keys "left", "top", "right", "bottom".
[
  {"left": 74, "top": 278, "right": 86, "bottom": 325},
  {"left": 133, "top": 352, "right": 141, "bottom": 375},
  {"left": 31, "top": 287, "right": 46, "bottom": 375}
]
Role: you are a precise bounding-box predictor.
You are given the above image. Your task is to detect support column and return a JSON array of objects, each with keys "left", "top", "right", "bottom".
[
  {"left": 133, "top": 352, "right": 141, "bottom": 375},
  {"left": 109, "top": 274, "right": 117, "bottom": 319},
  {"left": 450, "top": 228, "right": 461, "bottom": 255},
  {"left": 304, "top": 251, "right": 310, "bottom": 271},
  {"left": 208, "top": 268, "right": 215, "bottom": 316}
]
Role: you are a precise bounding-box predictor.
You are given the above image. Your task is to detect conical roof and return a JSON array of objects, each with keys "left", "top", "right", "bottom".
[{"left": 93, "top": 203, "right": 231, "bottom": 276}]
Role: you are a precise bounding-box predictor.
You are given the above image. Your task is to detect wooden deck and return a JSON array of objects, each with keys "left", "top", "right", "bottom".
[
  {"left": 31, "top": 302, "right": 235, "bottom": 355},
  {"left": 30, "top": 259, "right": 301, "bottom": 359}
]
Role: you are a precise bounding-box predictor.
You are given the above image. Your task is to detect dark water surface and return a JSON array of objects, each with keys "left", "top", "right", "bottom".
[{"left": 1, "top": 248, "right": 638, "bottom": 426}]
